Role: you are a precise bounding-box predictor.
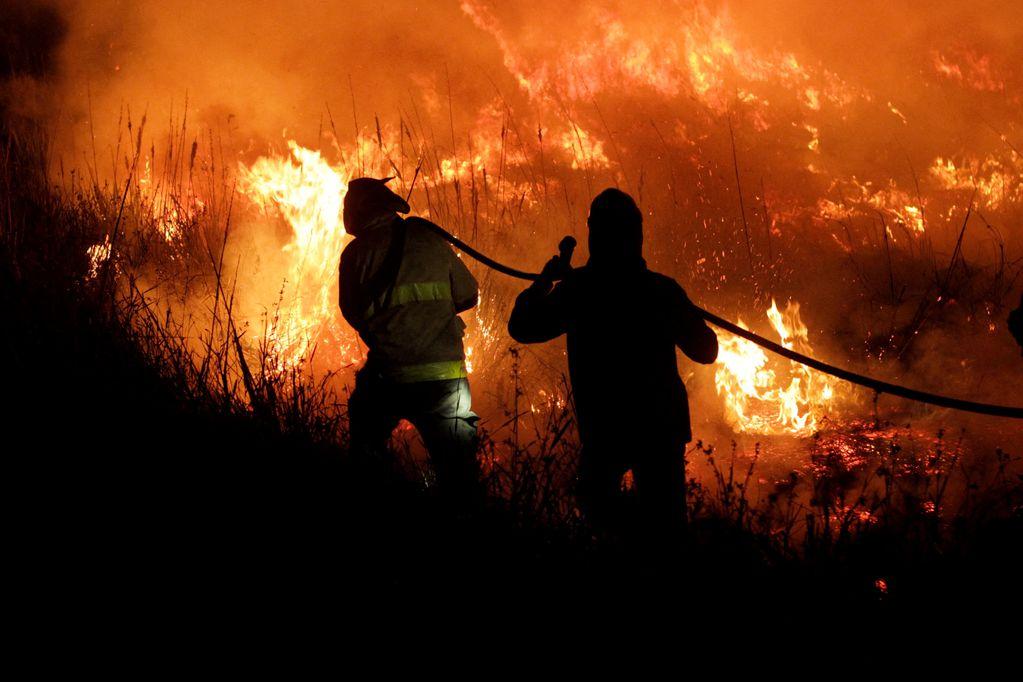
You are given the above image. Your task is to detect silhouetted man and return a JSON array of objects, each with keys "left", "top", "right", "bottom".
[
  {"left": 339, "top": 178, "right": 481, "bottom": 502},
  {"left": 508, "top": 188, "right": 718, "bottom": 537}
]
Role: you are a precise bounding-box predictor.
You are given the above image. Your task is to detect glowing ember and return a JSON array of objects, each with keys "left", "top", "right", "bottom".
[
  {"left": 86, "top": 235, "right": 112, "bottom": 280},
  {"left": 715, "top": 299, "right": 840, "bottom": 436},
  {"left": 817, "top": 178, "right": 926, "bottom": 235}
]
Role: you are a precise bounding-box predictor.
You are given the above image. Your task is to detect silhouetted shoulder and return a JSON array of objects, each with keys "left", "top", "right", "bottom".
[
  {"left": 644, "top": 270, "right": 690, "bottom": 300},
  {"left": 560, "top": 264, "right": 590, "bottom": 285},
  {"left": 404, "top": 216, "right": 444, "bottom": 240},
  {"left": 406, "top": 216, "right": 462, "bottom": 256},
  {"left": 339, "top": 239, "right": 356, "bottom": 262},
  {"left": 403, "top": 216, "right": 436, "bottom": 229},
  {"left": 339, "top": 232, "right": 368, "bottom": 267}
]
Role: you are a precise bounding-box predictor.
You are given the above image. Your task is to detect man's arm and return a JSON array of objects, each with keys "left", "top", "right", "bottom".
[
  {"left": 508, "top": 275, "right": 567, "bottom": 344},
  {"left": 338, "top": 245, "right": 367, "bottom": 332},
  {"left": 672, "top": 284, "right": 718, "bottom": 364},
  {"left": 450, "top": 251, "right": 479, "bottom": 314}
]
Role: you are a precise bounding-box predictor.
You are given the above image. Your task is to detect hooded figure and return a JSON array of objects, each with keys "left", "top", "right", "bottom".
[
  {"left": 339, "top": 178, "right": 481, "bottom": 501},
  {"left": 508, "top": 188, "right": 718, "bottom": 536}
]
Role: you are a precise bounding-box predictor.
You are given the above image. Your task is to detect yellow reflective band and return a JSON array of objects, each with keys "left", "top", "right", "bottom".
[
  {"left": 364, "top": 281, "right": 452, "bottom": 319},
  {"left": 390, "top": 281, "right": 452, "bottom": 306},
  {"left": 388, "top": 360, "right": 468, "bottom": 383}
]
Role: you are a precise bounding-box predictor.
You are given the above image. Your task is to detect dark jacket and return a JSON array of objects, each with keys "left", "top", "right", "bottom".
[
  {"left": 340, "top": 215, "right": 478, "bottom": 382},
  {"left": 508, "top": 261, "right": 717, "bottom": 445}
]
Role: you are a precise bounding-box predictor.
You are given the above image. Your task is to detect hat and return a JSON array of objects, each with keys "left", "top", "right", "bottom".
[{"left": 343, "top": 177, "right": 410, "bottom": 235}]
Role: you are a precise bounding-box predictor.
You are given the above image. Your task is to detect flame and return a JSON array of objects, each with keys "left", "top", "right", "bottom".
[
  {"left": 238, "top": 141, "right": 359, "bottom": 369},
  {"left": 462, "top": 0, "right": 862, "bottom": 116},
  {"left": 817, "top": 178, "right": 926, "bottom": 235},
  {"left": 560, "top": 127, "right": 610, "bottom": 170},
  {"left": 715, "top": 299, "right": 840, "bottom": 436},
  {"left": 930, "top": 156, "right": 1023, "bottom": 209},
  {"left": 931, "top": 48, "right": 1005, "bottom": 92}
]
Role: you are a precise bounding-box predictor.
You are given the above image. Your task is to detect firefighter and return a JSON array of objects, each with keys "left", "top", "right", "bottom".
[
  {"left": 508, "top": 188, "right": 718, "bottom": 537},
  {"left": 339, "top": 177, "right": 481, "bottom": 503}
]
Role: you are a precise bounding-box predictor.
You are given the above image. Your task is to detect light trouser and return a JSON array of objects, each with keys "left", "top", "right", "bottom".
[{"left": 348, "top": 368, "right": 481, "bottom": 501}]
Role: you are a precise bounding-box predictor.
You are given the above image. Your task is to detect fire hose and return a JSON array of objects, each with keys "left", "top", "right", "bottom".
[{"left": 420, "top": 223, "right": 1023, "bottom": 419}]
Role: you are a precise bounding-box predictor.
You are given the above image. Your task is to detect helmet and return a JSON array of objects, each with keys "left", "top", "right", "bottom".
[{"left": 343, "top": 177, "right": 410, "bottom": 235}]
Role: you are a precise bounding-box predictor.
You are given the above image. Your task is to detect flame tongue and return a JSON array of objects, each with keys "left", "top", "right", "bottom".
[
  {"left": 715, "top": 299, "right": 839, "bottom": 436},
  {"left": 237, "top": 141, "right": 358, "bottom": 369}
]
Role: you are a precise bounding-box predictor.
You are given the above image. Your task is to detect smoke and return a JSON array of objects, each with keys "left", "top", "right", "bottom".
[
  {"left": 0, "top": 0, "right": 68, "bottom": 127},
  {"left": 46, "top": 0, "right": 508, "bottom": 155}
]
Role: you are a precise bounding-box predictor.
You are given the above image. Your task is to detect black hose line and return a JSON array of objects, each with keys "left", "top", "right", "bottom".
[{"left": 421, "top": 222, "right": 1023, "bottom": 419}]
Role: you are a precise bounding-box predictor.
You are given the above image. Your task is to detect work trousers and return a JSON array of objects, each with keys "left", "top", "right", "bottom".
[
  {"left": 576, "top": 436, "right": 687, "bottom": 540},
  {"left": 349, "top": 369, "right": 481, "bottom": 501}
]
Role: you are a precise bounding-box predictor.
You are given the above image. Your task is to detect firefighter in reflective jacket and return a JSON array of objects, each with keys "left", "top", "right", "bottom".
[
  {"left": 509, "top": 188, "right": 718, "bottom": 535},
  {"left": 339, "top": 177, "right": 481, "bottom": 500}
]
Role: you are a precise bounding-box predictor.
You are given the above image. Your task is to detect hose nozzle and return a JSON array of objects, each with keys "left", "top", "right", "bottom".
[{"left": 558, "top": 236, "right": 577, "bottom": 267}]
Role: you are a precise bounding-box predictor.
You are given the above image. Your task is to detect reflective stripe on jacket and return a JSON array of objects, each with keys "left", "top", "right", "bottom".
[{"left": 339, "top": 215, "right": 478, "bottom": 382}]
